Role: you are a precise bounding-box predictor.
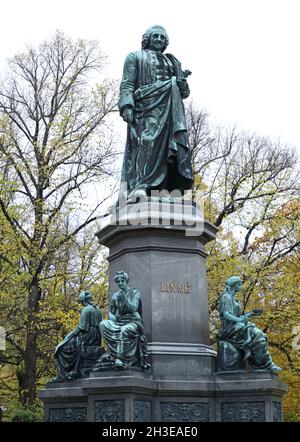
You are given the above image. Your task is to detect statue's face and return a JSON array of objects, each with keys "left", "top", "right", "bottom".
[
  {"left": 116, "top": 275, "right": 128, "bottom": 291},
  {"left": 235, "top": 281, "right": 243, "bottom": 293},
  {"left": 149, "top": 31, "right": 167, "bottom": 52}
]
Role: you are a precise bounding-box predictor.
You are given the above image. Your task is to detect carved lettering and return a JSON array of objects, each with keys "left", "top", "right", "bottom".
[
  {"left": 177, "top": 284, "right": 184, "bottom": 293},
  {"left": 169, "top": 283, "right": 176, "bottom": 293},
  {"left": 185, "top": 283, "right": 192, "bottom": 293},
  {"left": 161, "top": 283, "right": 167, "bottom": 292},
  {"left": 160, "top": 282, "right": 192, "bottom": 294}
]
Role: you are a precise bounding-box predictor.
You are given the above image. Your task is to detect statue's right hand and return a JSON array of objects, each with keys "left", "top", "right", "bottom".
[{"left": 122, "top": 108, "right": 134, "bottom": 124}]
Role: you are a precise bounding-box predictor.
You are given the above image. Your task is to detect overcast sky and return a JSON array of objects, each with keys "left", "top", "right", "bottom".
[{"left": 0, "top": 0, "right": 299, "bottom": 153}]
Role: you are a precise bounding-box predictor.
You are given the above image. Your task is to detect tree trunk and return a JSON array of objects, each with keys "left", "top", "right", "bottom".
[
  {"left": 16, "top": 366, "right": 27, "bottom": 405},
  {"left": 23, "top": 283, "right": 39, "bottom": 405}
]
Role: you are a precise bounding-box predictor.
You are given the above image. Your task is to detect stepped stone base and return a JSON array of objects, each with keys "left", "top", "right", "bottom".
[{"left": 40, "top": 370, "right": 287, "bottom": 422}]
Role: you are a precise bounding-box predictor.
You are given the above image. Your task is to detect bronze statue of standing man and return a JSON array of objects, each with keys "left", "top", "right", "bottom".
[{"left": 119, "top": 25, "right": 193, "bottom": 201}]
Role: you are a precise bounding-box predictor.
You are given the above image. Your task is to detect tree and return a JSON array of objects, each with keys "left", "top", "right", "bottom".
[{"left": 0, "top": 31, "right": 118, "bottom": 405}]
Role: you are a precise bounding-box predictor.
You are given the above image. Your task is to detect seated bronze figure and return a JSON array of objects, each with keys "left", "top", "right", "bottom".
[
  {"left": 53, "top": 290, "right": 103, "bottom": 381},
  {"left": 93, "top": 271, "right": 149, "bottom": 370},
  {"left": 218, "top": 276, "right": 281, "bottom": 374}
]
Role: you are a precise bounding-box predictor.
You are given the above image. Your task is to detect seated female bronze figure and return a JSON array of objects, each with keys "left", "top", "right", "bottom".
[
  {"left": 93, "top": 271, "right": 149, "bottom": 370},
  {"left": 53, "top": 291, "right": 102, "bottom": 381},
  {"left": 218, "top": 276, "right": 281, "bottom": 374}
]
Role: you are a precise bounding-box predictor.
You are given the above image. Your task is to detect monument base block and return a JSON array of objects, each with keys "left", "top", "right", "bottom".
[{"left": 40, "top": 370, "right": 287, "bottom": 422}]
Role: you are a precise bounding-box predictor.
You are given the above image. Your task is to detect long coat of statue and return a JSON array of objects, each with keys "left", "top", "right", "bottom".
[{"left": 119, "top": 48, "right": 194, "bottom": 198}]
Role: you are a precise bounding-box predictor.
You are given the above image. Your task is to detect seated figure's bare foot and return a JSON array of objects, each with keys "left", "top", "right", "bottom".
[
  {"left": 66, "top": 371, "right": 79, "bottom": 380},
  {"left": 270, "top": 364, "right": 282, "bottom": 374},
  {"left": 114, "top": 358, "right": 125, "bottom": 369},
  {"left": 49, "top": 376, "right": 64, "bottom": 383}
]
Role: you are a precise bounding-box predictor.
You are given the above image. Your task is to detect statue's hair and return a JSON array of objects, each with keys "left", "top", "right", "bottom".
[
  {"left": 225, "top": 276, "right": 243, "bottom": 288},
  {"left": 114, "top": 271, "right": 129, "bottom": 282},
  {"left": 141, "top": 25, "right": 169, "bottom": 52},
  {"left": 220, "top": 276, "right": 242, "bottom": 298},
  {"left": 79, "top": 290, "right": 92, "bottom": 302}
]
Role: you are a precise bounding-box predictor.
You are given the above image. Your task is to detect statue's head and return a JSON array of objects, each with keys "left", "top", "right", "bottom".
[
  {"left": 141, "top": 25, "right": 169, "bottom": 52},
  {"left": 114, "top": 271, "right": 129, "bottom": 290},
  {"left": 225, "top": 276, "right": 243, "bottom": 293},
  {"left": 79, "top": 290, "right": 92, "bottom": 304}
]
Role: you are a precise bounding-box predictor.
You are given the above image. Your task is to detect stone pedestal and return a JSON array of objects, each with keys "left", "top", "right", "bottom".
[
  {"left": 40, "top": 200, "right": 287, "bottom": 421},
  {"left": 40, "top": 370, "right": 287, "bottom": 422},
  {"left": 96, "top": 200, "right": 217, "bottom": 380}
]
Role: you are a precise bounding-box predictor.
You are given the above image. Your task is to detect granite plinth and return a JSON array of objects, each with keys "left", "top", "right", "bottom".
[
  {"left": 40, "top": 370, "right": 287, "bottom": 422},
  {"left": 96, "top": 201, "right": 218, "bottom": 380}
]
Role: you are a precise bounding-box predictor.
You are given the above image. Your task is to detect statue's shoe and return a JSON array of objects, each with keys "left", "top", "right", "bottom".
[{"left": 127, "top": 189, "right": 147, "bottom": 202}]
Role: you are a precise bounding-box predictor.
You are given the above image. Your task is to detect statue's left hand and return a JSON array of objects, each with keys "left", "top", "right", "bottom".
[
  {"left": 122, "top": 108, "right": 134, "bottom": 124},
  {"left": 116, "top": 293, "right": 125, "bottom": 302},
  {"left": 177, "top": 78, "right": 188, "bottom": 91}
]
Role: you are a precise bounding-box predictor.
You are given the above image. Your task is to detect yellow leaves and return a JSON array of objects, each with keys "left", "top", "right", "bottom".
[
  {"left": 204, "top": 198, "right": 219, "bottom": 225},
  {"left": 263, "top": 199, "right": 300, "bottom": 241},
  {"left": 37, "top": 294, "right": 78, "bottom": 334}
]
